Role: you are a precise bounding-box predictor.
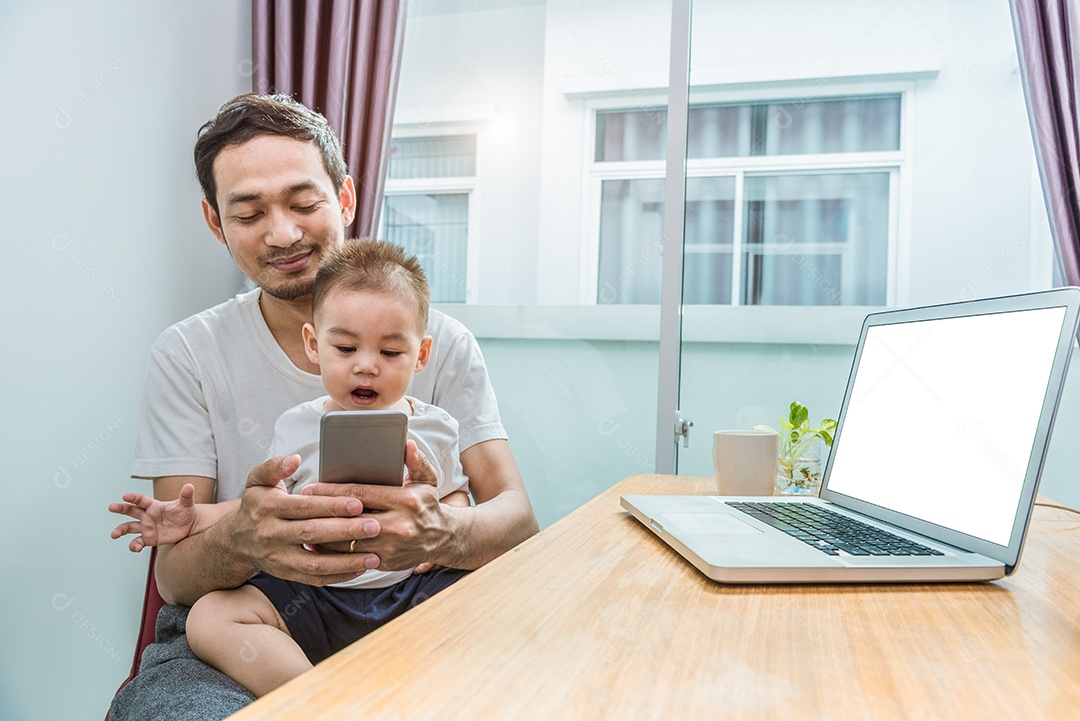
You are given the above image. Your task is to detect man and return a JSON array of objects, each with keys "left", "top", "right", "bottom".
[{"left": 114, "top": 93, "right": 538, "bottom": 717}]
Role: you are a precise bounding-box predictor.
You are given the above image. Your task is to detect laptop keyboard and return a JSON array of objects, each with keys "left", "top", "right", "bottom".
[{"left": 726, "top": 502, "right": 945, "bottom": 557}]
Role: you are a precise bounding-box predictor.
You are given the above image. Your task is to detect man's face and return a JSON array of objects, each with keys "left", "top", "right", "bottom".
[{"left": 202, "top": 135, "right": 356, "bottom": 301}]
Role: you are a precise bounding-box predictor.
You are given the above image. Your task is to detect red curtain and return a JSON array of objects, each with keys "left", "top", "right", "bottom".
[
  {"left": 1011, "top": 0, "right": 1080, "bottom": 286},
  {"left": 252, "top": 0, "right": 408, "bottom": 237}
]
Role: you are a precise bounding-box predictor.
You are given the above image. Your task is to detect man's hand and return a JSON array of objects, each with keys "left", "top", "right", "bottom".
[
  {"left": 226, "top": 454, "right": 385, "bottom": 585},
  {"left": 109, "top": 484, "right": 197, "bottom": 552},
  {"left": 301, "top": 440, "right": 457, "bottom": 572},
  {"left": 153, "top": 456, "right": 392, "bottom": 606}
]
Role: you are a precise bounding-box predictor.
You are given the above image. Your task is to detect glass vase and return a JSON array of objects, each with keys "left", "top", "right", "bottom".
[{"left": 775, "top": 441, "right": 824, "bottom": 496}]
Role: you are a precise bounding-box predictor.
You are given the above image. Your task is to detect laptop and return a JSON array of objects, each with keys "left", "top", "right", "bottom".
[{"left": 622, "top": 287, "right": 1080, "bottom": 583}]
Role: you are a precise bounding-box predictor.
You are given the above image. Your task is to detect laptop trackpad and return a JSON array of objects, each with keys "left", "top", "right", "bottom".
[{"left": 661, "top": 513, "right": 762, "bottom": 535}]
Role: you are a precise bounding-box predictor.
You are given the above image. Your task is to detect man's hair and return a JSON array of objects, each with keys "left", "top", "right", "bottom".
[
  {"left": 312, "top": 238, "right": 430, "bottom": 336},
  {"left": 194, "top": 93, "right": 348, "bottom": 214}
]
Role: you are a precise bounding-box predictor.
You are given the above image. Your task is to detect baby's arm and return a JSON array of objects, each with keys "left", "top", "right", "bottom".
[
  {"left": 441, "top": 490, "right": 471, "bottom": 508},
  {"left": 109, "top": 485, "right": 239, "bottom": 553}
]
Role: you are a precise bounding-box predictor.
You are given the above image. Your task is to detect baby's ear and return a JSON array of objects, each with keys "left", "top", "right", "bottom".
[
  {"left": 416, "top": 336, "right": 433, "bottom": 372},
  {"left": 302, "top": 323, "right": 320, "bottom": 366}
]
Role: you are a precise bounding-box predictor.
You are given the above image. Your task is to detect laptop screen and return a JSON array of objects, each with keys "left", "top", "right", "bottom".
[{"left": 823, "top": 305, "right": 1067, "bottom": 547}]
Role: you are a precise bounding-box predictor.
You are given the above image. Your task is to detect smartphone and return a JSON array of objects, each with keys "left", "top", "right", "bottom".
[{"left": 318, "top": 410, "right": 409, "bottom": 485}]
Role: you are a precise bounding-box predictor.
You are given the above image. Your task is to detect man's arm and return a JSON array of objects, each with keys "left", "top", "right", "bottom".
[
  {"left": 445, "top": 438, "right": 538, "bottom": 567},
  {"left": 152, "top": 475, "right": 240, "bottom": 605},
  {"left": 151, "top": 457, "right": 383, "bottom": 606},
  {"left": 388, "top": 314, "right": 538, "bottom": 568}
]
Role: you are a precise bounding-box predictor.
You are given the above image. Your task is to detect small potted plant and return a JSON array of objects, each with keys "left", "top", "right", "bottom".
[{"left": 755, "top": 401, "right": 836, "bottom": 495}]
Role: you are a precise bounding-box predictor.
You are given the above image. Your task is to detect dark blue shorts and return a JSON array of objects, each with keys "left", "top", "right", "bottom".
[{"left": 246, "top": 567, "right": 468, "bottom": 664}]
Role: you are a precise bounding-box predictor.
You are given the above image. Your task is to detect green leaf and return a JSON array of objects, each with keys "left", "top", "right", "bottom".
[
  {"left": 790, "top": 402, "right": 809, "bottom": 427},
  {"left": 770, "top": 402, "right": 836, "bottom": 455}
]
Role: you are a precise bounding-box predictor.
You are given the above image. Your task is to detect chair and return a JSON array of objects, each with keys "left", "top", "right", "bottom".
[{"left": 115, "top": 547, "right": 167, "bottom": 694}]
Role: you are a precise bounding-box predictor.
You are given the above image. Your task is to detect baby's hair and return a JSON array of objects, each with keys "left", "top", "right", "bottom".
[{"left": 312, "top": 239, "right": 430, "bottom": 335}]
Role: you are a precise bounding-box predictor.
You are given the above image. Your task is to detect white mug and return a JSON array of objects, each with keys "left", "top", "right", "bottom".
[{"left": 712, "top": 430, "right": 778, "bottom": 496}]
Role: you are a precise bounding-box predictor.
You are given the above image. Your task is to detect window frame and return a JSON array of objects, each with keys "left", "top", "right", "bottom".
[
  {"left": 581, "top": 81, "right": 915, "bottom": 307},
  {"left": 380, "top": 127, "right": 484, "bottom": 304}
]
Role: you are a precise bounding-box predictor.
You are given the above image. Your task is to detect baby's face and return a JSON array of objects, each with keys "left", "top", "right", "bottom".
[{"left": 305, "top": 287, "right": 429, "bottom": 413}]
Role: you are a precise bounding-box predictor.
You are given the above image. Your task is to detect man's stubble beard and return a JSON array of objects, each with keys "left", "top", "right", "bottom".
[
  {"left": 259, "top": 277, "right": 315, "bottom": 302},
  {"left": 220, "top": 229, "right": 318, "bottom": 302}
]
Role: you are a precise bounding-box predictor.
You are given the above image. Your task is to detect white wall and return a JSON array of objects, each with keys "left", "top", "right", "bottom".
[
  {"left": 395, "top": 0, "right": 547, "bottom": 304},
  {"left": 0, "top": 1, "right": 249, "bottom": 718},
  {"left": 535, "top": 0, "right": 675, "bottom": 304}
]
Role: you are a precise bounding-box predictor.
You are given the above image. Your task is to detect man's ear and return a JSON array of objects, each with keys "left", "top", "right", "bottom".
[
  {"left": 415, "top": 336, "right": 433, "bottom": 373},
  {"left": 302, "top": 323, "right": 320, "bottom": 367},
  {"left": 339, "top": 176, "right": 357, "bottom": 228},
  {"left": 201, "top": 198, "right": 227, "bottom": 246}
]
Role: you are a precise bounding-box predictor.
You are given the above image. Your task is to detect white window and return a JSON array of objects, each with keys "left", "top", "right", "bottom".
[
  {"left": 589, "top": 95, "right": 902, "bottom": 306},
  {"left": 382, "top": 135, "right": 477, "bottom": 303}
]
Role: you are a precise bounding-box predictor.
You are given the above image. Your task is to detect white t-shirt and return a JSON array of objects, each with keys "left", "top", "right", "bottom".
[
  {"left": 269, "top": 395, "right": 468, "bottom": 590},
  {"left": 131, "top": 288, "right": 505, "bottom": 501}
]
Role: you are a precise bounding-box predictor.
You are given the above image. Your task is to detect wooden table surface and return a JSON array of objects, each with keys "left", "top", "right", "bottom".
[{"left": 229, "top": 475, "right": 1080, "bottom": 720}]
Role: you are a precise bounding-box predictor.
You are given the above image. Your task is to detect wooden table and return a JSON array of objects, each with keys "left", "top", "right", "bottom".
[{"left": 229, "top": 475, "right": 1080, "bottom": 720}]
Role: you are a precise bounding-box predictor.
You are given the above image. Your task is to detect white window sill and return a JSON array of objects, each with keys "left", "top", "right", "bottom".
[{"left": 434, "top": 304, "right": 881, "bottom": 345}]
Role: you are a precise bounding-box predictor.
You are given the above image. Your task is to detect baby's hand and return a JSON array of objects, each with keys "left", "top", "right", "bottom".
[{"left": 108, "top": 484, "right": 197, "bottom": 552}]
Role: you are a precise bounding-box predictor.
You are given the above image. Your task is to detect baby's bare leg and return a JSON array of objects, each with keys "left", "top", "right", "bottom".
[{"left": 187, "top": 585, "right": 312, "bottom": 698}]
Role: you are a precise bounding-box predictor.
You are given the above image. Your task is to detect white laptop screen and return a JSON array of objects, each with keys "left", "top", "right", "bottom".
[{"left": 823, "top": 306, "right": 1067, "bottom": 547}]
